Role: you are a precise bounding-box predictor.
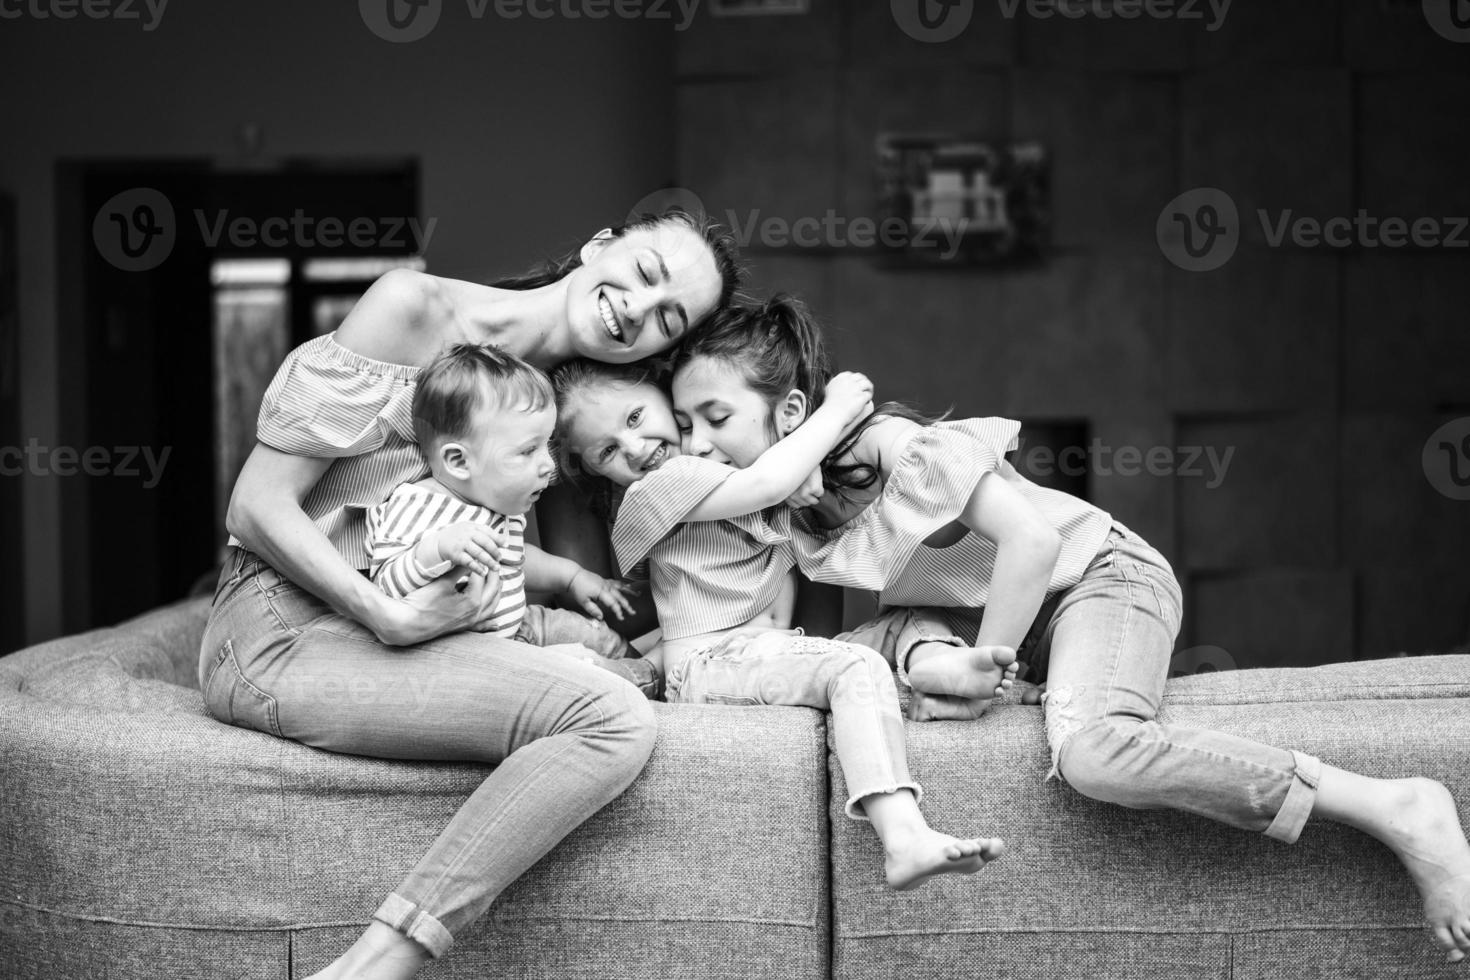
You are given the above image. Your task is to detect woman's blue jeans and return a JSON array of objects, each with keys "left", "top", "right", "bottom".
[{"left": 199, "top": 547, "right": 657, "bottom": 960}]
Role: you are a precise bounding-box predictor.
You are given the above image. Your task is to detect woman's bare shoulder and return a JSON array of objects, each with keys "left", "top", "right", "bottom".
[{"left": 334, "top": 269, "right": 450, "bottom": 364}]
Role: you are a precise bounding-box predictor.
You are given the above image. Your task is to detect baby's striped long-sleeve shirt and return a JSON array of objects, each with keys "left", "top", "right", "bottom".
[{"left": 365, "top": 482, "right": 527, "bottom": 638}]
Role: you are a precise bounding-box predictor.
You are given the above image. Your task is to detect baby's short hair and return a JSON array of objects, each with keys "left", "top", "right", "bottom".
[{"left": 412, "top": 343, "right": 554, "bottom": 449}]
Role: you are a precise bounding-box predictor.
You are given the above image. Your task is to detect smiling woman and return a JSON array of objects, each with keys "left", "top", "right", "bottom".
[{"left": 199, "top": 209, "right": 743, "bottom": 979}]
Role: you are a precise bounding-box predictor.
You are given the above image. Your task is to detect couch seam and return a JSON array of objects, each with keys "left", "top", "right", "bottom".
[
  {"left": 0, "top": 899, "right": 819, "bottom": 932},
  {"left": 835, "top": 924, "right": 1432, "bottom": 939}
]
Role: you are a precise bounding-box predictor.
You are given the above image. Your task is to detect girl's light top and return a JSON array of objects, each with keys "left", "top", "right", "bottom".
[
  {"left": 610, "top": 455, "right": 796, "bottom": 641},
  {"left": 791, "top": 417, "right": 1112, "bottom": 608},
  {"left": 364, "top": 483, "right": 528, "bottom": 638},
  {"left": 229, "top": 334, "right": 427, "bottom": 568}
]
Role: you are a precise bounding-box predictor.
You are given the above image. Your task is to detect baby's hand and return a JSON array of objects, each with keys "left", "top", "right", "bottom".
[
  {"left": 824, "top": 371, "right": 875, "bottom": 425},
  {"left": 567, "top": 569, "right": 638, "bottom": 622},
  {"left": 432, "top": 521, "right": 504, "bottom": 577},
  {"left": 784, "top": 467, "right": 825, "bottom": 508}
]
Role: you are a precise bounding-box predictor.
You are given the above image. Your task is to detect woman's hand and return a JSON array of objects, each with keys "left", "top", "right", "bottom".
[
  {"left": 370, "top": 571, "right": 505, "bottom": 646},
  {"left": 566, "top": 569, "right": 638, "bottom": 622},
  {"left": 823, "top": 371, "right": 876, "bottom": 427}
]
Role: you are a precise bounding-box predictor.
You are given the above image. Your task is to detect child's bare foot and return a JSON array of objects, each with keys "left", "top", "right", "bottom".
[
  {"left": 884, "top": 828, "right": 1005, "bottom": 891},
  {"left": 906, "top": 644, "right": 1018, "bottom": 721},
  {"left": 1378, "top": 779, "right": 1470, "bottom": 962},
  {"left": 908, "top": 690, "right": 994, "bottom": 722},
  {"left": 305, "top": 921, "right": 431, "bottom": 980}
]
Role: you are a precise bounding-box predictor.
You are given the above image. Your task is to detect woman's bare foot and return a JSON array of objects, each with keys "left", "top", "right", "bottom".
[
  {"left": 1377, "top": 779, "right": 1470, "bottom": 962},
  {"left": 884, "top": 828, "right": 1005, "bottom": 891},
  {"left": 907, "top": 644, "right": 1018, "bottom": 713},
  {"left": 305, "top": 921, "right": 432, "bottom": 980}
]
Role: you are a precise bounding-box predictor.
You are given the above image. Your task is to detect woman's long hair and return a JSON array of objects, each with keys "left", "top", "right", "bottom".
[{"left": 672, "top": 294, "right": 945, "bottom": 495}]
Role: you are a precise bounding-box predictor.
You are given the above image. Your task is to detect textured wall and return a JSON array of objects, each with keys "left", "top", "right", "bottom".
[{"left": 671, "top": 1, "right": 1470, "bottom": 666}]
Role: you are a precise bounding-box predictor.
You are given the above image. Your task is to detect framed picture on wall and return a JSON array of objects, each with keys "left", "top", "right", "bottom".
[{"left": 875, "top": 134, "right": 1049, "bottom": 267}]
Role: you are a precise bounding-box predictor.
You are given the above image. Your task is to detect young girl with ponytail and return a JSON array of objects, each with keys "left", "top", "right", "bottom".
[{"left": 668, "top": 294, "right": 1470, "bottom": 965}]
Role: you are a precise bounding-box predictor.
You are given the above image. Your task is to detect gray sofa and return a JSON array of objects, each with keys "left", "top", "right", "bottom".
[{"left": 2, "top": 598, "right": 1467, "bottom": 979}]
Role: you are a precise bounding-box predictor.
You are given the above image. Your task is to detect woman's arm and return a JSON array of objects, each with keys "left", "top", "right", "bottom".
[
  {"left": 227, "top": 444, "right": 495, "bottom": 646},
  {"left": 684, "top": 372, "right": 874, "bottom": 522}
]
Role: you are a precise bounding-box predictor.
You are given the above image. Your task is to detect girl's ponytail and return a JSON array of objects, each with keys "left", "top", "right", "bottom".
[
  {"left": 757, "top": 294, "right": 830, "bottom": 409},
  {"left": 674, "top": 293, "right": 832, "bottom": 413}
]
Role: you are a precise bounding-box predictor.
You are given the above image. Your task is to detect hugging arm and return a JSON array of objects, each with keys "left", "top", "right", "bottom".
[
  {"left": 227, "top": 445, "right": 498, "bottom": 646},
  {"left": 683, "top": 371, "right": 875, "bottom": 522}
]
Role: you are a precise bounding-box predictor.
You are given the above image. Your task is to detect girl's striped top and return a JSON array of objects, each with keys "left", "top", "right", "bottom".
[
  {"left": 231, "top": 334, "right": 427, "bottom": 568},
  {"left": 364, "top": 482, "right": 528, "bottom": 638},
  {"left": 610, "top": 455, "right": 796, "bottom": 641},
  {"left": 791, "top": 417, "right": 1112, "bottom": 608}
]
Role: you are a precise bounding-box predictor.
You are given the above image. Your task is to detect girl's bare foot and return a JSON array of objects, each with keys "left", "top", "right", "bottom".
[
  {"left": 884, "top": 828, "right": 1005, "bottom": 891},
  {"left": 1317, "top": 770, "right": 1470, "bottom": 962},
  {"left": 906, "top": 644, "right": 1018, "bottom": 721},
  {"left": 908, "top": 644, "right": 1018, "bottom": 698},
  {"left": 1377, "top": 779, "right": 1470, "bottom": 962},
  {"left": 305, "top": 921, "right": 432, "bottom": 980}
]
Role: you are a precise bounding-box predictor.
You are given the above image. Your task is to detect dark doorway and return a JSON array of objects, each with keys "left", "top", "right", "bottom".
[{"left": 56, "top": 160, "right": 419, "bottom": 633}]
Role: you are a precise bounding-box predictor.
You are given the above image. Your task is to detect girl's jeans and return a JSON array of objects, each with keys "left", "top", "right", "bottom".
[
  {"left": 199, "top": 547, "right": 657, "bottom": 960},
  {"left": 665, "top": 628, "right": 921, "bottom": 819},
  {"left": 843, "top": 523, "right": 1322, "bottom": 843}
]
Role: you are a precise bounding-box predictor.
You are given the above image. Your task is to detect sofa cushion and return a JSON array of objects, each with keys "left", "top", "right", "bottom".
[
  {"left": 829, "top": 656, "right": 1470, "bottom": 980},
  {"left": 0, "top": 598, "right": 831, "bottom": 980}
]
